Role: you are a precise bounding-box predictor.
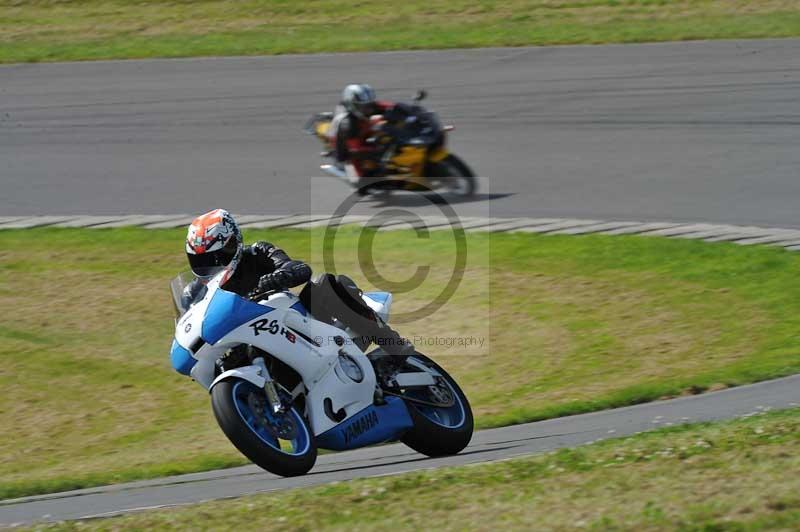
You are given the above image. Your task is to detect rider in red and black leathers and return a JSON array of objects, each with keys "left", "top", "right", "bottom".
[
  {"left": 332, "top": 84, "right": 415, "bottom": 192},
  {"left": 333, "top": 101, "right": 393, "bottom": 172}
]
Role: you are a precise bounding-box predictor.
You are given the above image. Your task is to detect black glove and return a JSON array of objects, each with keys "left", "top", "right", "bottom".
[
  {"left": 250, "top": 263, "right": 311, "bottom": 297},
  {"left": 250, "top": 271, "right": 290, "bottom": 298}
]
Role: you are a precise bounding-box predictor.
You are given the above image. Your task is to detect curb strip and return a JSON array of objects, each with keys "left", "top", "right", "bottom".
[{"left": 1, "top": 214, "right": 800, "bottom": 251}]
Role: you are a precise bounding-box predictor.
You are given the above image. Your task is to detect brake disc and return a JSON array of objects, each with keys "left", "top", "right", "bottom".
[{"left": 429, "top": 381, "right": 454, "bottom": 405}]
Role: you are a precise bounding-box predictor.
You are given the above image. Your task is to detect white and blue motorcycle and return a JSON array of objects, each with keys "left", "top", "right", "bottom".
[{"left": 169, "top": 270, "right": 473, "bottom": 477}]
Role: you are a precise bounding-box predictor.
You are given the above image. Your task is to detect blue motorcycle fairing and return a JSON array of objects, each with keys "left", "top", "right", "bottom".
[
  {"left": 170, "top": 339, "right": 196, "bottom": 376},
  {"left": 201, "top": 289, "right": 274, "bottom": 345},
  {"left": 364, "top": 291, "right": 390, "bottom": 305},
  {"left": 290, "top": 300, "right": 308, "bottom": 316},
  {"left": 316, "top": 396, "right": 413, "bottom": 451}
]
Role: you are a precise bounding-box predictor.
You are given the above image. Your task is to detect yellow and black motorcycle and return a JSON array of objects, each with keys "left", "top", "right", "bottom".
[{"left": 304, "top": 91, "right": 476, "bottom": 197}]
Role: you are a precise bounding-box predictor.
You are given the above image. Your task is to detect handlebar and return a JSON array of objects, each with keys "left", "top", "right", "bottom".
[{"left": 249, "top": 289, "right": 279, "bottom": 302}]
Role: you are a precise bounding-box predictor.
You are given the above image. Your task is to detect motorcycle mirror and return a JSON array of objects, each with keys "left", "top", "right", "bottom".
[{"left": 414, "top": 89, "right": 427, "bottom": 102}]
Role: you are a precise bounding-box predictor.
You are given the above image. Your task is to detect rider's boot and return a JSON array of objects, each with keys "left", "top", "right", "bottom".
[
  {"left": 372, "top": 318, "right": 414, "bottom": 359},
  {"left": 359, "top": 316, "right": 415, "bottom": 380},
  {"left": 304, "top": 273, "right": 414, "bottom": 363}
]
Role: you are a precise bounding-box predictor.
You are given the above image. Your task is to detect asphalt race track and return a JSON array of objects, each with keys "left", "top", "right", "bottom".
[
  {"left": 2, "top": 375, "right": 799, "bottom": 526},
  {"left": 2, "top": 39, "right": 800, "bottom": 525},
  {"left": 2, "top": 39, "right": 800, "bottom": 227}
]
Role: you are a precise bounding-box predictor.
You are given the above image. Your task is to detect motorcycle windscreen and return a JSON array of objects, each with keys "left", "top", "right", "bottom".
[{"left": 169, "top": 270, "right": 207, "bottom": 320}]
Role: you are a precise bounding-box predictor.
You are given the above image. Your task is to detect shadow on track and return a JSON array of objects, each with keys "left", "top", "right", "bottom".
[{"left": 306, "top": 445, "right": 520, "bottom": 477}]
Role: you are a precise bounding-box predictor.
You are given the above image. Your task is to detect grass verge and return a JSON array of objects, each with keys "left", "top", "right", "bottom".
[
  {"left": 2, "top": 226, "right": 800, "bottom": 499},
  {"left": 29, "top": 407, "right": 800, "bottom": 530},
  {"left": 1, "top": 1, "right": 799, "bottom": 63}
]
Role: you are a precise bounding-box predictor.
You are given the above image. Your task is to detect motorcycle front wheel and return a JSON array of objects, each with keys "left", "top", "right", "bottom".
[{"left": 211, "top": 379, "right": 317, "bottom": 477}]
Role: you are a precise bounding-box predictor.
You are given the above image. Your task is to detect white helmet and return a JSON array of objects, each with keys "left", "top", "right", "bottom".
[
  {"left": 342, "top": 83, "right": 377, "bottom": 119},
  {"left": 185, "top": 209, "right": 243, "bottom": 279}
]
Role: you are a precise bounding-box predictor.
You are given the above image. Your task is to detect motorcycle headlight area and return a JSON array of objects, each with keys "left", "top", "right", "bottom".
[{"left": 335, "top": 354, "right": 364, "bottom": 383}]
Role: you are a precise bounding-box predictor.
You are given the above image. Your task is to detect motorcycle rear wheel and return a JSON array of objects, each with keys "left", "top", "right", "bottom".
[
  {"left": 400, "top": 353, "right": 474, "bottom": 457},
  {"left": 427, "top": 154, "right": 477, "bottom": 197}
]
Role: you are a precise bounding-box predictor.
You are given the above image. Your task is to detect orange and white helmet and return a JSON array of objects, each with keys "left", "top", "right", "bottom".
[{"left": 185, "top": 209, "right": 243, "bottom": 279}]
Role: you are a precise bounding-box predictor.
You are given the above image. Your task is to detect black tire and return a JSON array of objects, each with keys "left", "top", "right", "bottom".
[
  {"left": 211, "top": 379, "right": 317, "bottom": 477},
  {"left": 400, "top": 353, "right": 474, "bottom": 457},
  {"left": 427, "top": 154, "right": 477, "bottom": 197}
]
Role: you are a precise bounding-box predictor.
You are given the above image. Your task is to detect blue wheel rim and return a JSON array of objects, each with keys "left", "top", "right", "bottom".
[{"left": 231, "top": 380, "right": 311, "bottom": 456}]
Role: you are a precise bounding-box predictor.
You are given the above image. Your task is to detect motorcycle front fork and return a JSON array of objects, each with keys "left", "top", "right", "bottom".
[{"left": 253, "top": 356, "right": 283, "bottom": 414}]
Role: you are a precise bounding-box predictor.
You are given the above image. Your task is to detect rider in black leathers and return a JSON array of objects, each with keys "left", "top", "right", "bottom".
[
  {"left": 183, "top": 209, "right": 412, "bottom": 359},
  {"left": 222, "top": 241, "right": 310, "bottom": 299}
]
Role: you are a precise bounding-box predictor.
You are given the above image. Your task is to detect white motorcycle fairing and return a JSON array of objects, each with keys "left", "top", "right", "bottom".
[
  {"left": 169, "top": 274, "right": 413, "bottom": 447},
  {"left": 209, "top": 365, "right": 266, "bottom": 391}
]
